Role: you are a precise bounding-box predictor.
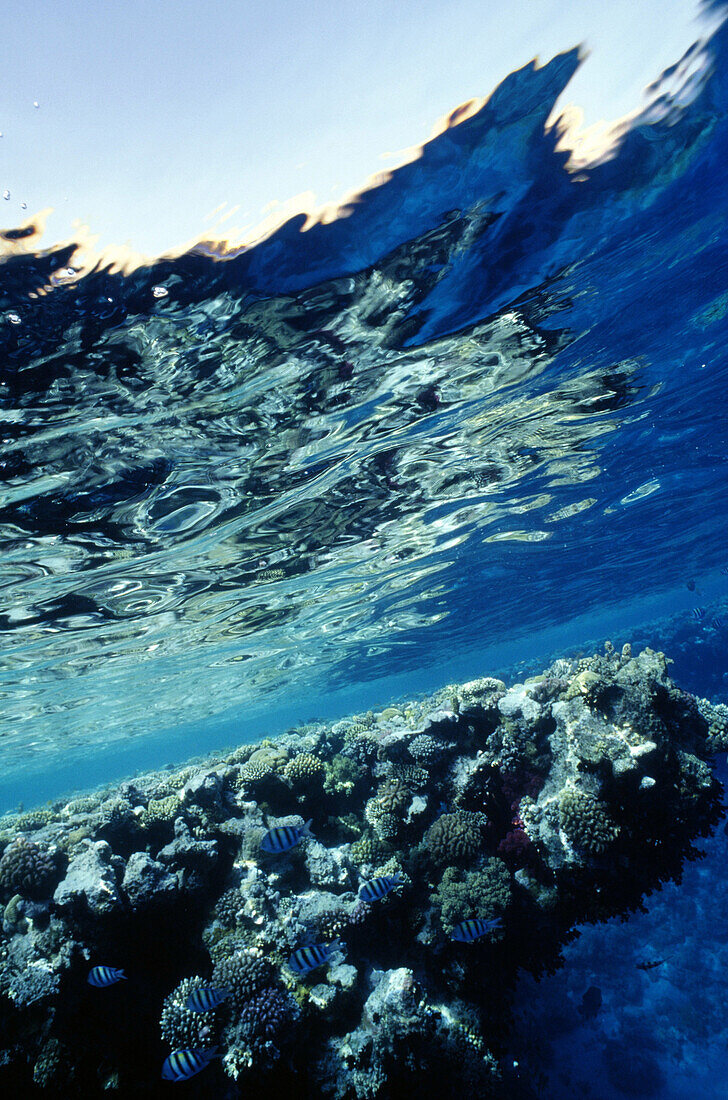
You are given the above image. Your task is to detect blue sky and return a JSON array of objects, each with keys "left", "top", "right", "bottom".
[{"left": 0, "top": 0, "right": 719, "bottom": 257}]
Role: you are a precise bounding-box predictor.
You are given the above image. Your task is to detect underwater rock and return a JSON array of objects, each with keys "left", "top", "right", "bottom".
[
  {"left": 305, "top": 840, "right": 351, "bottom": 889},
  {"left": 181, "top": 767, "right": 226, "bottom": 812},
  {"left": 121, "top": 851, "right": 178, "bottom": 908},
  {"left": 157, "top": 818, "right": 218, "bottom": 874},
  {"left": 52, "top": 840, "right": 120, "bottom": 916}
]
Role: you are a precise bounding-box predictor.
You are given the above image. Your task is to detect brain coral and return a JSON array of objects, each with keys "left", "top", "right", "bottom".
[
  {"left": 433, "top": 860, "right": 512, "bottom": 935},
  {"left": 558, "top": 789, "right": 620, "bottom": 854},
  {"left": 425, "top": 811, "right": 485, "bottom": 867},
  {"left": 0, "top": 837, "right": 59, "bottom": 901}
]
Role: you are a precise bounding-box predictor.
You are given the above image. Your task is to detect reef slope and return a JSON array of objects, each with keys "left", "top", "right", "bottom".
[{"left": 0, "top": 644, "right": 725, "bottom": 1097}]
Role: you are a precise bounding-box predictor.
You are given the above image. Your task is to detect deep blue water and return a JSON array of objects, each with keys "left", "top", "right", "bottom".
[{"left": 2, "top": 11, "right": 728, "bottom": 1097}]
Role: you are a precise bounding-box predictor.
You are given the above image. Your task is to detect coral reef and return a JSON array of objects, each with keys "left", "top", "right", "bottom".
[
  {"left": 433, "top": 861, "right": 511, "bottom": 936},
  {"left": 160, "top": 976, "right": 220, "bottom": 1048},
  {"left": 0, "top": 837, "right": 60, "bottom": 901},
  {"left": 0, "top": 646, "right": 723, "bottom": 1098},
  {"left": 425, "top": 810, "right": 485, "bottom": 867}
]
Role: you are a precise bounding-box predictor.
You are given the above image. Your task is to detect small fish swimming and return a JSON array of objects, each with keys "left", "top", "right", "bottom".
[
  {"left": 288, "top": 939, "right": 345, "bottom": 976},
  {"left": 693, "top": 606, "right": 706, "bottom": 621},
  {"left": 451, "top": 917, "right": 503, "bottom": 942},
  {"left": 636, "top": 956, "right": 670, "bottom": 971},
  {"left": 186, "top": 986, "right": 229, "bottom": 1013},
  {"left": 161, "top": 1047, "right": 218, "bottom": 1082},
  {"left": 578, "top": 985, "right": 603, "bottom": 1020},
  {"left": 87, "top": 965, "right": 126, "bottom": 987},
  {"left": 711, "top": 615, "right": 724, "bottom": 631},
  {"left": 260, "top": 819, "right": 313, "bottom": 854},
  {"left": 358, "top": 873, "right": 404, "bottom": 903}
]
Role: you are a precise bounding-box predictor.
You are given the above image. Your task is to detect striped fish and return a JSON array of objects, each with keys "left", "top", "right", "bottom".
[
  {"left": 288, "top": 939, "right": 344, "bottom": 976},
  {"left": 693, "top": 606, "right": 707, "bottom": 621},
  {"left": 711, "top": 616, "right": 724, "bottom": 631},
  {"left": 260, "top": 818, "right": 313, "bottom": 854},
  {"left": 186, "top": 986, "right": 229, "bottom": 1013},
  {"left": 87, "top": 965, "right": 126, "bottom": 987},
  {"left": 358, "top": 873, "right": 404, "bottom": 903},
  {"left": 451, "top": 917, "right": 503, "bottom": 943},
  {"left": 161, "top": 1047, "right": 218, "bottom": 1082}
]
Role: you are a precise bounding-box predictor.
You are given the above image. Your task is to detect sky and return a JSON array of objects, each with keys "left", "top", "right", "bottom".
[{"left": 0, "top": 0, "right": 721, "bottom": 259}]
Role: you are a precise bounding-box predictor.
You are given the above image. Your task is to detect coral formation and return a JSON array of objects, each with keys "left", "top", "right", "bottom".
[
  {"left": 557, "top": 788, "right": 620, "bottom": 854},
  {"left": 425, "top": 811, "right": 485, "bottom": 866},
  {"left": 160, "top": 976, "right": 220, "bottom": 1048},
  {"left": 433, "top": 861, "right": 512, "bottom": 936},
  {"left": 211, "top": 949, "right": 272, "bottom": 1010},
  {"left": 0, "top": 837, "right": 59, "bottom": 901},
  {"left": 0, "top": 646, "right": 723, "bottom": 1098},
  {"left": 283, "top": 753, "right": 325, "bottom": 790}
]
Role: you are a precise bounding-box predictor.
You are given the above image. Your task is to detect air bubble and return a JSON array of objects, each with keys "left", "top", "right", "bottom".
[
  {"left": 152, "top": 285, "right": 168, "bottom": 299},
  {"left": 2, "top": 190, "right": 9, "bottom": 200},
  {"left": 20, "top": 202, "right": 27, "bottom": 210},
  {"left": 33, "top": 101, "right": 39, "bottom": 109},
  {"left": 7, "top": 312, "right": 21, "bottom": 325}
]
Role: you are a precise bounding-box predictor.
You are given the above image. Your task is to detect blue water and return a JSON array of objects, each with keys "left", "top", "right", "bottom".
[
  {"left": 2, "top": 11, "right": 728, "bottom": 1097},
  {"left": 2, "top": 23, "right": 728, "bottom": 808}
]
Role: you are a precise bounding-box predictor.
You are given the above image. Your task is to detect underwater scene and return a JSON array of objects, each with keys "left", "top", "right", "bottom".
[{"left": 2, "top": 5, "right": 728, "bottom": 1098}]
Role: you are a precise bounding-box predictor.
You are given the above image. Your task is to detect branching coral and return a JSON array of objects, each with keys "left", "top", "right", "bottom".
[
  {"left": 284, "top": 753, "right": 325, "bottom": 791},
  {"left": 160, "top": 976, "right": 220, "bottom": 1048},
  {"left": 432, "top": 860, "right": 512, "bottom": 936},
  {"left": 211, "top": 949, "right": 272, "bottom": 1010}
]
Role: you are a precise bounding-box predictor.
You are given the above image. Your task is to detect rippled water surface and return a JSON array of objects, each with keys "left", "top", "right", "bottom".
[{"left": 2, "top": 24, "right": 728, "bottom": 786}]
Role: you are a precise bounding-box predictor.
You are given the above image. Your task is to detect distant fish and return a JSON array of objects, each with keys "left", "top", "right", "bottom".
[
  {"left": 451, "top": 917, "right": 502, "bottom": 942},
  {"left": 358, "top": 873, "right": 404, "bottom": 903},
  {"left": 161, "top": 1047, "right": 218, "bottom": 1082},
  {"left": 721, "top": 567, "right": 728, "bottom": 575},
  {"left": 711, "top": 616, "right": 724, "bottom": 631},
  {"left": 636, "top": 956, "right": 671, "bottom": 971},
  {"left": 693, "top": 606, "right": 707, "bottom": 621},
  {"left": 186, "top": 986, "right": 229, "bottom": 1013},
  {"left": 260, "top": 819, "right": 313, "bottom": 854},
  {"left": 578, "top": 985, "right": 602, "bottom": 1019},
  {"left": 686, "top": 579, "right": 696, "bottom": 592},
  {"left": 88, "top": 965, "right": 126, "bottom": 987},
  {"left": 288, "top": 939, "right": 345, "bottom": 976}
]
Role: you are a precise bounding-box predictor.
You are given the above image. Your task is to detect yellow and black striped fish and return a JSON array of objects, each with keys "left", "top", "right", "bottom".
[
  {"left": 358, "top": 873, "right": 404, "bottom": 903},
  {"left": 87, "top": 965, "right": 126, "bottom": 987},
  {"left": 161, "top": 1047, "right": 218, "bottom": 1081},
  {"left": 186, "top": 986, "right": 229, "bottom": 1013},
  {"left": 288, "top": 939, "right": 344, "bottom": 976},
  {"left": 451, "top": 917, "right": 502, "bottom": 942},
  {"left": 260, "top": 818, "right": 313, "bottom": 854}
]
